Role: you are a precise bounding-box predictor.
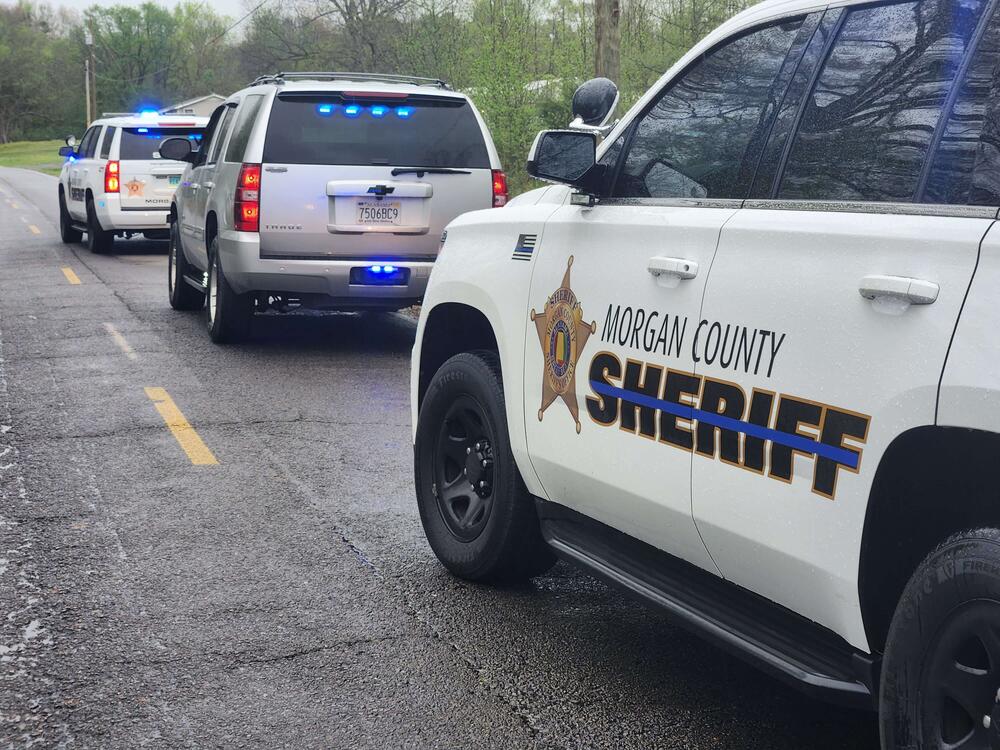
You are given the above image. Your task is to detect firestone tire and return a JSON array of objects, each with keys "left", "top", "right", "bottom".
[
  {"left": 168, "top": 222, "right": 205, "bottom": 311},
  {"left": 880, "top": 528, "right": 1000, "bottom": 750},
  {"left": 414, "top": 350, "right": 555, "bottom": 583},
  {"left": 205, "top": 238, "right": 252, "bottom": 344},
  {"left": 58, "top": 191, "right": 82, "bottom": 243}
]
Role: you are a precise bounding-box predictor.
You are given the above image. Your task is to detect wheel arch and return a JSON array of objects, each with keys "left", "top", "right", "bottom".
[
  {"left": 205, "top": 211, "right": 219, "bottom": 252},
  {"left": 859, "top": 425, "right": 1000, "bottom": 653},
  {"left": 417, "top": 302, "right": 500, "bottom": 412}
]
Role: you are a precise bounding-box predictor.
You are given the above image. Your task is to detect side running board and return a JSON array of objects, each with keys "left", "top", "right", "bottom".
[
  {"left": 182, "top": 274, "right": 207, "bottom": 293},
  {"left": 536, "top": 500, "right": 878, "bottom": 709}
]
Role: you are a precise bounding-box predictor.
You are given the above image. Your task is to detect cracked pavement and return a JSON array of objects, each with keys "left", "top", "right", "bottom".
[{"left": 0, "top": 166, "right": 880, "bottom": 749}]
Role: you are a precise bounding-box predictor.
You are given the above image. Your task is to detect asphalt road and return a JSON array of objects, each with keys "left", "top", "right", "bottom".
[{"left": 0, "top": 166, "right": 880, "bottom": 749}]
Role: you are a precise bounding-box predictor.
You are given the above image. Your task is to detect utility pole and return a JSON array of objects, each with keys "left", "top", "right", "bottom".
[
  {"left": 594, "top": 0, "right": 621, "bottom": 82},
  {"left": 84, "top": 30, "right": 96, "bottom": 124}
]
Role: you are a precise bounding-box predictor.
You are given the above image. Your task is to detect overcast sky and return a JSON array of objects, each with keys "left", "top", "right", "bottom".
[{"left": 56, "top": 0, "right": 251, "bottom": 24}]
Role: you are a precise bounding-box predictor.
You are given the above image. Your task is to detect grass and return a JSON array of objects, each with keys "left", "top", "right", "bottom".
[{"left": 0, "top": 140, "right": 65, "bottom": 176}]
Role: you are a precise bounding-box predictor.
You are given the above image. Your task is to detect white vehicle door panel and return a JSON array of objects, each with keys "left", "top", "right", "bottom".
[
  {"left": 524, "top": 204, "right": 735, "bottom": 572},
  {"left": 691, "top": 0, "right": 997, "bottom": 649},
  {"left": 693, "top": 209, "right": 987, "bottom": 649}
]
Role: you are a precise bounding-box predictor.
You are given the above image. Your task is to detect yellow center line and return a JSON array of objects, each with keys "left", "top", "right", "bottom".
[
  {"left": 61, "top": 267, "right": 81, "bottom": 285},
  {"left": 144, "top": 387, "right": 218, "bottom": 466},
  {"left": 28, "top": 225, "right": 40, "bottom": 235},
  {"left": 102, "top": 323, "right": 138, "bottom": 361}
]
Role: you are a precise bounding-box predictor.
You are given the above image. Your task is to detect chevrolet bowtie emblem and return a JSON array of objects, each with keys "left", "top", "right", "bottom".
[
  {"left": 530, "top": 255, "right": 596, "bottom": 434},
  {"left": 367, "top": 184, "right": 395, "bottom": 197}
]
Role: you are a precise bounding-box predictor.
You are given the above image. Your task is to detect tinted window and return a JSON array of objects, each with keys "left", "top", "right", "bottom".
[
  {"left": 225, "top": 95, "right": 265, "bottom": 163},
  {"left": 119, "top": 128, "right": 205, "bottom": 160},
  {"left": 262, "top": 96, "right": 490, "bottom": 168},
  {"left": 80, "top": 127, "right": 99, "bottom": 158},
  {"left": 99, "top": 126, "right": 117, "bottom": 159},
  {"left": 614, "top": 18, "right": 805, "bottom": 199},
  {"left": 924, "top": 9, "right": 1000, "bottom": 204},
  {"left": 196, "top": 105, "right": 226, "bottom": 166},
  {"left": 778, "top": 0, "right": 986, "bottom": 202},
  {"left": 207, "top": 106, "right": 236, "bottom": 164}
]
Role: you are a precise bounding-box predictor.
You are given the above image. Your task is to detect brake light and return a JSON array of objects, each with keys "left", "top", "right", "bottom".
[
  {"left": 105, "top": 161, "right": 119, "bottom": 193},
  {"left": 492, "top": 169, "right": 508, "bottom": 208},
  {"left": 234, "top": 163, "right": 261, "bottom": 232}
]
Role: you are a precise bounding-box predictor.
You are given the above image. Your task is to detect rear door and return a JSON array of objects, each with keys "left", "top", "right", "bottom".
[
  {"left": 258, "top": 94, "right": 493, "bottom": 261},
  {"left": 118, "top": 124, "right": 206, "bottom": 211},
  {"left": 692, "top": 0, "right": 997, "bottom": 647}
]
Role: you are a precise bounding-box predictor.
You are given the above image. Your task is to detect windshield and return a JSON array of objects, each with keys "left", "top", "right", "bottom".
[
  {"left": 120, "top": 127, "right": 204, "bottom": 160},
  {"left": 262, "top": 95, "right": 490, "bottom": 168}
]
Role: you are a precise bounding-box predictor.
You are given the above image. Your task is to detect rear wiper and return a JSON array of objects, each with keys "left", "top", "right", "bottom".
[{"left": 390, "top": 167, "right": 471, "bottom": 177}]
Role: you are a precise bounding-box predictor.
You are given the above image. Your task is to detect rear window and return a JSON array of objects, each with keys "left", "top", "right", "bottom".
[
  {"left": 120, "top": 127, "right": 205, "bottom": 161},
  {"left": 262, "top": 95, "right": 490, "bottom": 168}
]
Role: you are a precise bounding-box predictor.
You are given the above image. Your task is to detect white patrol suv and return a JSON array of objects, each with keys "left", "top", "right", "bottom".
[
  {"left": 159, "top": 72, "right": 505, "bottom": 344},
  {"left": 412, "top": 0, "right": 1000, "bottom": 746},
  {"left": 57, "top": 112, "right": 208, "bottom": 253}
]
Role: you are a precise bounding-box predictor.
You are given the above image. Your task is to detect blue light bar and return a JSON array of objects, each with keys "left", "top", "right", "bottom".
[
  {"left": 139, "top": 109, "right": 158, "bottom": 119},
  {"left": 344, "top": 104, "right": 361, "bottom": 118},
  {"left": 317, "top": 104, "right": 334, "bottom": 116},
  {"left": 372, "top": 265, "right": 383, "bottom": 273},
  {"left": 396, "top": 106, "right": 413, "bottom": 119},
  {"left": 137, "top": 127, "right": 148, "bottom": 133},
  {"left": 370, "top": 105, "right": 387, "bottom": 118},
  {"left": 384, "top": 264, "right": 397, "bottom": 273}
]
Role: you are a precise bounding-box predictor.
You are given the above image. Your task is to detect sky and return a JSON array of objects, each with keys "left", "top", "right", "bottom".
[{"left": 55, "top": 0, "right": 251, "bottom": 23}]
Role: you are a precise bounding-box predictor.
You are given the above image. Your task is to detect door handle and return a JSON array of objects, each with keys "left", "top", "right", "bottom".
[
  {"left": 203, "top": 181, "right": 214, "bottom": 190},
  {"left": 859, "top": 274, "right": 938, "bottom": 305},
  {"left": 190, "top": 183, "right": 200, "bottom": 190},
  {"left": 648, "top": 256, "right": 699, "bottom": 280}
]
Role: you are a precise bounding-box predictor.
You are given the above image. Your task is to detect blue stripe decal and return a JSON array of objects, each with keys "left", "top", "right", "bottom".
[{"left": 589, "top": 381, "right": 859, "bottom": 469}]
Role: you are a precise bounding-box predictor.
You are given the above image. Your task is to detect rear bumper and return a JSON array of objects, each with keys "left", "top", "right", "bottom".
[
  {"left": 94, "top": 195, "right": 170, "bottom": 231},
  {"left": 217, "top": 229, "right": 433, "bottom": 306}
]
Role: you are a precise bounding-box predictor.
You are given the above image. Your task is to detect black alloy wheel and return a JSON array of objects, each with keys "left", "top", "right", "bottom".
[
  {"left": 433, "top": 395, "right": 497, "bottom": 542},
  {"left": 922, "top": 601, "right": 1000, "bottom": 749}
]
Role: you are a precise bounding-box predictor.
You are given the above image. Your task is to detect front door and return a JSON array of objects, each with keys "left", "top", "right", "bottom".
[
  {"left": 524, "top": 12, "right": 819, "bottom": 571},
  {"left": 692, "top": 0, "right": 997, "bottom": 648}
]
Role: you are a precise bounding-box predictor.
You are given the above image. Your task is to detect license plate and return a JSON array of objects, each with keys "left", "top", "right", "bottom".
[
  {"left": 356, "top": 200, "right": 400, "bottom": 225},
  {"left": 169, "top": 175, "right": 180, "bottom": 185}
]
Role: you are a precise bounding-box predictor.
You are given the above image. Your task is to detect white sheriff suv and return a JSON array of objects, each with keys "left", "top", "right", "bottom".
[
  {"left": 57, "top": 112, "right": 208, "bottom": 253},
  {"left": 411, "top": 0, "right": 1000, "bottom": 745}
]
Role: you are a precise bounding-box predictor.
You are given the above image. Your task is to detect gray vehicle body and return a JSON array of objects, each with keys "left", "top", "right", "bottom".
[{"left": 170, "top": 76, "right": 503, "bottom": 309}]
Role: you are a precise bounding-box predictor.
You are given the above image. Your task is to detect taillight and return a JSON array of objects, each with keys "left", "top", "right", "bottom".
[
  {"left": 105, "top": 161, "right": 119, "bottom": 193},
  {"left": 492, "top": 169, "right": 508, "bottom": 208},
  {"left": 234, "top": 163, "right": 261, "bottom": 232}
]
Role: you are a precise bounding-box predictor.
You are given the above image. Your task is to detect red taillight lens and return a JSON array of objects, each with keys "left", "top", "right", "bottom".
[
  {"left": 491, "top": 169, "right": 508, "bottom": 207},
  {"left": 105, "top": 160, "right": 119, "bottom": 193},
  {"left": 234, "top": 163, "right": 261, "bottom": 232}
]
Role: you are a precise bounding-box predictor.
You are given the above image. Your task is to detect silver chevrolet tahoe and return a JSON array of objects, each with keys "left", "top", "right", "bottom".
[{"left": 160, "top": 72, "right": 506, "bottom": 343}]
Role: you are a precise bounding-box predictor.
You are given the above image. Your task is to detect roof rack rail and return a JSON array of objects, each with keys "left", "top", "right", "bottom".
[
  {"left": 101, "top": 112, "right": 135, "bottom": 117},
  {"left": 249, "top": 71, "right": 450, "bottom": 90}
]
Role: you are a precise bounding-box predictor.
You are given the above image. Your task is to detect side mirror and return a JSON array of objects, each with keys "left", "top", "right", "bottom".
[
  {"left": 569, "top": 78, "right": 619, "bottom": 136},
  {"left": 65, "top": 135, "right": 77, "bottom": 148},
  {"left": 159, "top": 137, "right": 195, "bottom": 163},
  {"left": 526, "top": 130, "right": 602, "bottom": 194},
  {"left": 58, "top": 146, "right": 76, "bottom": 158}
]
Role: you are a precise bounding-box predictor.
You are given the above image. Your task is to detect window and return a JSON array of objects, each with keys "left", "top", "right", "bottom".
[
  {"left": 225, "top": 95, "right": 265, "bottom": 163},
  {"left": 207, "top": 106, "right": 237, "bottom": 164},
  {"left": 614, "top": 18, "right": 806, "bottom": 200},
  {"left": 924, "top": 10, "right": 1000, "bottom": 205},
  {"left": 79, "top": 127, "right": 99, "bottom": 159},
  {"left": 99, "top": 126, "right": 117, "bottom": 159},
  {"left": 119, "top": 128, "right": 204, "bottom": 160},
  {"left": 778, "top": 0, "right": 987, "bottom": 202},
  {"left": 262, "top": 96, "right": 490, "bottom": 168}
]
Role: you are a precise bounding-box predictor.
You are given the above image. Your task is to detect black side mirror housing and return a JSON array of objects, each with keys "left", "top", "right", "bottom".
[
  {"left": 526, "top": 130, "right": 603, "bottom": 195},
  {"left": 571, "top": 78, "right": 619, "bottom": 127},
  {"left": 58, "top": 146, "right": 76, "bottom": 158},
  {"left": 159, "top": 137, "right": 196, "bottom": 163}
]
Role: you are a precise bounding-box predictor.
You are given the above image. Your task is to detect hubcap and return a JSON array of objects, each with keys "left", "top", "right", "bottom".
[
  {"left": 923, "top": 600, "right": 1000, "bottom": 749},
  {"left": 169, "top": 236, "right": 178, "bottom": 293},
  {"left": 208, "top": 258, "right": 218, "bottom": 325},
  {"left": 432, "top": 395, "right": 496, "bottom": 542}
]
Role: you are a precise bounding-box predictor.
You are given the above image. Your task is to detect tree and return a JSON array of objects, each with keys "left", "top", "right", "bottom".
[{"left": 594, "top": 0, "right": 619, "bottom": 81}]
